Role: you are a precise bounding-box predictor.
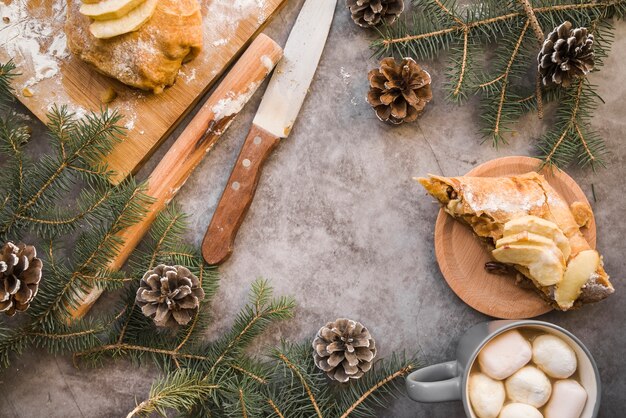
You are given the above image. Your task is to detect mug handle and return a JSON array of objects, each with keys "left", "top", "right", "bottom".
[{"left": 406, "top": 360, "right": 462, "bottom": 402}]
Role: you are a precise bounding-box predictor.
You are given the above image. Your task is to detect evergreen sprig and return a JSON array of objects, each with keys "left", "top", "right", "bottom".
[
  {"left": 74, "top": 208, "right": 417, "bottom": 417},
  {"left": 125, "top": 369, "right": 220, "bottom": 418},
  {"left": 0, "top": 62, "right": 421, "bottom": 417},
  {"left": 374, "top": 0, "right": 626, "bottom": 169},
  {"left": 0, "top": 61, "right": 153, "bottom": 367}
]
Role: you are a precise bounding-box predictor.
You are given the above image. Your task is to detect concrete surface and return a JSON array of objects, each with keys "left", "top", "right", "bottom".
[{"left": 2, "top": 1, "right": 626, "bottom": 417}]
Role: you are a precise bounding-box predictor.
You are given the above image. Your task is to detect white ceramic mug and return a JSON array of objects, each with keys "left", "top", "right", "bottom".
[{"left": 405, "top": 320, "right": 600, "bottom": 417}]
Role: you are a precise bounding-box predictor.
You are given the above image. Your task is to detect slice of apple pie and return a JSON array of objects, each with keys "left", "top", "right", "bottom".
[{"left": 418, "top": 172, "right": 614, "bottom": 310}]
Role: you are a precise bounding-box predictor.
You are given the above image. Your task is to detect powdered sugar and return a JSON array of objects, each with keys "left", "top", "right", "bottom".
[
  {"left": 0, "top": 0, "right": 69, "bottom": 88},
  {"left": 462, "top": 184, "right": 546, "bottom": 214}
]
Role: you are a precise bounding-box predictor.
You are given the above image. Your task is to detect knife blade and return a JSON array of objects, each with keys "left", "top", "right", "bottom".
[{"left": 202, "top": 0, "right": 337, "bottom": 265}]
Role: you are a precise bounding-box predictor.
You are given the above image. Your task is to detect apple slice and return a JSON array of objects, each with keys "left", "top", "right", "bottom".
[
  {"left": 504, "top": 216, "right": 571, "bottom": 261},
  {"left": 496, "top": 231, "right": 566, "bottom": 267},
  {"left": 89, "top": 0, "right": 158, "bottom": 39},
  {"left": 492, "top": 244, "right": 564, "bottom": 286},
  {"left": 497, "top": 231, "right": 557, "bottom": 249},
  {"left": 80, "top": 0, "right": 147, "bottom": 21},
  {"left": 81, "top": 0, "right": 102, "bottom": 4},
  {"left": 555, "top": 250, "right": 600, "bottom": 309}
]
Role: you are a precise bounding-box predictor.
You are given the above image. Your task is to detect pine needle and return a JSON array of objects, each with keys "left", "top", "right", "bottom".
[{"left": 373, "top": 0, "right": 626, "bottom": 168}]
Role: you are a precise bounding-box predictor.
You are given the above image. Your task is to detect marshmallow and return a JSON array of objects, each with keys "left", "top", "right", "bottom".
[
  {"left": 469, "top": 373, "right": 506, "bottom": 418},
  {"left": 504, "top": 366, "right": 551, "bottom": 408},
  {"left": 499, "top": 403, "right": 543, "bottom": 418},
  {"left": 478, "top": 330, "right": 532, "bottom": 380},
  {"left": 544, "top": 379, "right": 587, "bottom": 418},
  {"left": 532, "top": 334, "right": 577, "bottom": 379}
]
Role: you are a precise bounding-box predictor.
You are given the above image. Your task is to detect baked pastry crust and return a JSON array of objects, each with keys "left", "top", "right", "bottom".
[
  {"left": 418, "top": 172, "right": 614, "bottom": 309},
  {"left": 65, "top": 0, "right": 203, "bottom": 93}
]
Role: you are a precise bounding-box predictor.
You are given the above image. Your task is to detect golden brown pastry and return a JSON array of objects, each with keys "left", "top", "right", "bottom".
[
  {"left": 418, "top": 172, "right": 614, "bottom": 310},
  {"left": 66, "top": 0, "right": 203, "bottom": 93}
]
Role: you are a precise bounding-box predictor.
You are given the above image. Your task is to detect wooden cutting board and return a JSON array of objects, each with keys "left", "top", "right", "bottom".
[
  {"left": 433, "top": 156, "right": 596, "bottom": 319},
  {"left": 0, "top": 0, "right": 287, "bottom": 183}
]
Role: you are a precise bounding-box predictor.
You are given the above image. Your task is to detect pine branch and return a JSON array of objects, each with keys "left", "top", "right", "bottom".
[
  {"left": 373, "top": 0, "right": 626, "bottom": 168},
  {"left": 0, "top": 105, "right": 129, "bottom": 239},
  {"left": 265, "top": 342, "right": 336, "bottom": 418},
  {"left": 205, "top": 279, "right": 295, "bottom": 376},
  {"left": 220, "top": 378, "right": 268, "bottom": 418},
  {"left": 0, "top": 324, "right": 28, "bottom": 368},
  {"left": 0, "top": 61, "right": 17, "bottom": 110},
  {"left": 267, "top": 398, "right": 286, "bottom": 418},
  {"left": 275, "top": 350, "right": 324, "bottom": 418},
  {"left": 28, "top": 180, "right": 151, "bottom": 325},
  {"left": 0, "top": 62, "right": 419, "bottom": 417},
  {"left": 126, "top": 369, "right": 219, "bottom": 418},
  {"left": 336, "top": 353, "right": 419, "bottom": 418}
]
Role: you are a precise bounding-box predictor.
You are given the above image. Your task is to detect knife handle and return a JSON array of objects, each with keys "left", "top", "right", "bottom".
[{"left": 202, "top": 124, "right": 281, "bottom": 265}]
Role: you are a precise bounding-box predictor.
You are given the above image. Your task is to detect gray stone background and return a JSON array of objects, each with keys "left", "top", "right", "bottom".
[{"left": 2, "top": 1, "right": 626, "bottom": 417}]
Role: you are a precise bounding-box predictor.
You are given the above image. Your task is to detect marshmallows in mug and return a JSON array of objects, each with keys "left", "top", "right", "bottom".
[
  {"left": 469, "top": 329, "right": 588, "bottom": 418},
  {"left": 505, "top": 366, "right": 552, "bottom": 407},
  {"left": 499, "top": 403, "right": 542, "bottom": 418},
  {"left": 468, "top": 373, "right": 505, "bottom": 418},
  {"left": 478, "top": 330, "right": 532, "bottom": 380},
  {"left": 532, "top": 334, "right": 577, "bottom": 378}
]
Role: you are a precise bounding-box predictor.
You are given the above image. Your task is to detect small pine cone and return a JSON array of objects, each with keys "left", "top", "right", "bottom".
[
  {"left": 136, "top": 264, "right": 205, "bottom": 328},
  {"left": 367, "top": 57, "right": 432, "bottom": 125},
  {"left": 347, "top": 0, "right": 404, "bottom": 28},
  {"left": 538, "top": 21, "right": 595, "bottom": 87},
  {"left": 0, "top": 242, "right": 43, "bottom": 316},
  {"left": 312, "top": 318, "right": 377, "bottom": 382}
]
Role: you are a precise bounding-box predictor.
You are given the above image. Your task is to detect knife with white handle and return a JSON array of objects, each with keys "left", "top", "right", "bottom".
[{"left": 202, "top": 0, "right": 337, "bottom": 265}]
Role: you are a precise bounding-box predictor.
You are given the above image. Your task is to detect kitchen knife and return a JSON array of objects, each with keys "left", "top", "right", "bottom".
[{"left": 202, "top": 0, "right": 337, "bottom": 265}]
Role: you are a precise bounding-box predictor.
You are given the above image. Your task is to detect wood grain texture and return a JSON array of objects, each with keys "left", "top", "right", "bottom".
[
  {"left": 67, "top": 35, "right": 284, "bottom": 319},
  {"left": 202, "top": 124, "right": 281, "bottom": 265},
  {"left": 0, "top": 0, "right": 287, "bottom": 183},
  {"left": 433, "top": 156, "right": 596, "bottom": 319}
]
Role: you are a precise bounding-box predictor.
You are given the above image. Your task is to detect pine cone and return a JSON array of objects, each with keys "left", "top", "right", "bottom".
[
  {"left": 538, "top": 21, "right": 595, "bottom": 87},
  {"left": 367, "top": 57, "right": 432, "bottom": 124},
  {"left": 312, "top": 318, "right": 377, "bottom": 382},
  {"left": 0, "top": 242, "right": 43, "bottom": 316},
  {"left": 136, "top": 264, "right": 205, "bottom": 328},
  {"left": 347, "top": 0, "right": 404, "bottom": 27}
]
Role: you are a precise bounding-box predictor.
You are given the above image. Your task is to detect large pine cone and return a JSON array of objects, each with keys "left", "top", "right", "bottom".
[
  {"left": 136, "top": 264, "right": 205, "bottom": 328},
  {"left": 367, "top": 57, "right": 432, "bottom": 124},
  {"left": 347, "top": 0, "right": 404, "bottom": 27},
  {"left": 312, "top": 318, "right": 377, "bottom": 382},
  {"left": 0, "top": 242, "right": 43, "bottom": 316},
  {"left": 538, "top": 21, "right": 594, "bottom": 87}
]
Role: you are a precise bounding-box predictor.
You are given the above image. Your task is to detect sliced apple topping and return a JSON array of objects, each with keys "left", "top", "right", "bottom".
[
  {"left": 80, "top": 0, "right": 147, "bottom": 21},
  {"left": 555, "top": 250, "right": 601, "bottom": 310},
  {"left": 89, "top": 0, "right": 158, "bottom": 39},
  {"left": 503, "top": 215, "right": 571, "bottom": 261},
  {"left": 497, "top": 231, "right": 562, "bottom": 257},
  {"left": 492, "top": 244, "right": 564, "bottom": 286}
]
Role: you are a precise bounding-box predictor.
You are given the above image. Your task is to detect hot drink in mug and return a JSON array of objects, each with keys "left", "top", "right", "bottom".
[{"left": 406, "top": 320, "right": 600, "bottom": 418}]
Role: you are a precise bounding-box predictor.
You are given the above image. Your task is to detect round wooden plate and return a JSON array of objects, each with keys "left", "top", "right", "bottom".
[{"left": 434, "top": 156, "right": 596, "bottom": 319}]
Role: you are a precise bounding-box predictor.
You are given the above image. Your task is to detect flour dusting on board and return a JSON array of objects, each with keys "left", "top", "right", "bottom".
[
  {"left": 204, "top": 0, "right": 268, "bottom": 48},
  {"left": 0, "top": 1, "right": 69, "bottom": 87},
  {"left": 211, "top": 81, "right": 261, "bottom": 120}
]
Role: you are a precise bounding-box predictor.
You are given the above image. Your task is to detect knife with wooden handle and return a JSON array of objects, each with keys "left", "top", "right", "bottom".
[
  {"left": 202, "top": 0, "right": 337, "bottom": 265},
  {"left": 68, "top": 35, "right": 283, "bottom": 319}
]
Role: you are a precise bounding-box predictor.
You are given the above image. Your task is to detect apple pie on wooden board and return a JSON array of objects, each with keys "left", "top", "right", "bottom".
[
  {"left": 418, "top": 172, "right": 614, "bottom": 310},
  {"left": 65, "top": 0, "right": 203, "bottom": 93}
]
